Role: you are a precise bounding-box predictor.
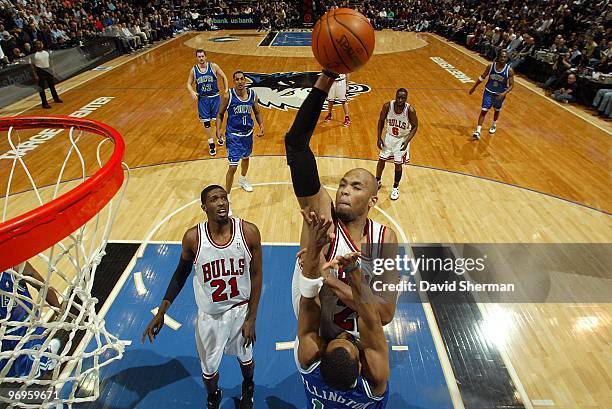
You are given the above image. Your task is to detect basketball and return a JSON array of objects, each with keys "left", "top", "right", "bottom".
[{"left": 311, "top": 8, "right": 375, "bottom": 74}]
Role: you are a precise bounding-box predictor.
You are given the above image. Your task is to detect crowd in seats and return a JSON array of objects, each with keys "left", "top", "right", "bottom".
[
  {"left": 0, "top": 0, "right": 303, "bottom": 66},
  {"left": 321, "top": 0, "right": 612, "bottom": 109}
]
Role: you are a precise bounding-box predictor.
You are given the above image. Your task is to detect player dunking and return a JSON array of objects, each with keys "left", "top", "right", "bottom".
[
  {"left": 216, "top": 71, "right": 264, "bottom": 214},
  {"left": 296, "top": 216, "right": 390, "bottom": 408},
  {"left": 375, "top": 88, "right": 418, "bottom": 201},
  {"left": 142, "top": 185, "right": 262, "bottom": 409},
  {"left": 324, "top": 73, "right": 350, "bottom": 127},
  {"left": 187, "top": 49, "right": 229, "bottom": 156},
  {"left": 469, "top": 49, "right": 514, "bottom": 139},
  {"left": 285, "top": 70, "right": 398, "bottom": 406}
]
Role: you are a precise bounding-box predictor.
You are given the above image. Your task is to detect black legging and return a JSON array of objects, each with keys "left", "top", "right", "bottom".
[{"left": 36, "top": 67, "right": 60, "bottom": 105}]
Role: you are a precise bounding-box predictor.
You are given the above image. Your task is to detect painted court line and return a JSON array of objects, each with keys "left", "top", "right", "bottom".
[
  {"left": 151, "top": 307, "right": 182, "bottom": 330},
  {"left": 532, "top": 400, "right": 555, "bottom": 406},
  {"left": 275, "top": 341, "right": 295, "bottom": 351},
  {"left": 391, "top": 345, "right": 409, "bottom": 351},
  {"left": 133, "top": 272, "right": 147, "bottom": 296}
]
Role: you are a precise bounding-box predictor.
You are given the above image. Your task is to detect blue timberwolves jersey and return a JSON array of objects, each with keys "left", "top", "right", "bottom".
[
  {"left": 485, "top": 63, "right": 510, "bottom": 94},
  {"left": 194, "top": 63, "right": 219, "bottom": 97},
  {"left": 227, "top": 88, "right": 256, "bottom": 136},
  {"left": 299, "top": 361, "right": 389, "bottom": 409},
  {"left": 1, "top": 270, "right": 34, "bottom": 323}
]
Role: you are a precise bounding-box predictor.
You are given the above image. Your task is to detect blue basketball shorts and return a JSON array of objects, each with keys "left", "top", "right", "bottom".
[
  {"left": 226, "top": 131, "right": 253, "bottom": 165},
  {"left": 482, "top": 89, "right": 505, "bottom": 111},
  {"left": 198, "top": 94, "right": 221, "bottom": 121}
]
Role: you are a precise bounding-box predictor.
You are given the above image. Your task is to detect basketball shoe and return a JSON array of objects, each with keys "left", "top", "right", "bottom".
[
  {"left": 239, "top": 176, "right": 253, "bottom": 192},
  {"left": 343, "top": 116, "right": 350, "bottom": 127},
  {"left": 489, "top": 123, "right": 497, "bottom": 134},
  {"left": 207, "top": 389, "right": 222, "bottom": 409},
  {"left": 239, "top": 381, "right": 254, "bottom": 409},
  {"left": 472, "top": 130, "right": 481, "bottom": 140},
  {"left": 391, "top": 187, "right": 399, "bottom": 200}
]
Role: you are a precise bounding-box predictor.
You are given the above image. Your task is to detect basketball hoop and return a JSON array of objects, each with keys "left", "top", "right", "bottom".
[{"left": 0, "top": 116, "right": 128, "bottom": 408}]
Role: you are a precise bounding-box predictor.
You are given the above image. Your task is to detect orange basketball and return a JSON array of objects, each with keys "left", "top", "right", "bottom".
[{"left": 311, "top": 8, "right": 375, "bottom": 74}]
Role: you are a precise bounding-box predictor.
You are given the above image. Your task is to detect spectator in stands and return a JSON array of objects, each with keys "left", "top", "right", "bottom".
[
  {"left": 509, "top": 35, "right": 535, "bottom": 69},
  {"left": 544, "top": 52, "right": 572, "bottom": 89},
  {"left": 0, "top": 42, "right": 7, "bottom": 66},
  {"left": 591, "top": 88, "right": 612, "bottom": 118},
  {"left": 551, "top": 73, "right": 578, "bottom": 103}
]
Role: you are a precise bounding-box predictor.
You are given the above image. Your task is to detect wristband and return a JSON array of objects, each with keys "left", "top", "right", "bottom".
[{"left": 322, "top": 69, "right": 340, "bottom": 79}]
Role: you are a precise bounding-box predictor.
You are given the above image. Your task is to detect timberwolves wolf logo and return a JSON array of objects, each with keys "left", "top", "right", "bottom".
[{"left": 243, "top": 71, "right": 371, "bottom": 111}]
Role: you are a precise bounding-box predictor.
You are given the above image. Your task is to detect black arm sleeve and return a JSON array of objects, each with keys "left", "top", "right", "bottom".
[
  {"left": 284, "top": 87, "right": 328, "bottom": 197},
  {"left": 162, "top": 257, "right": 193, "bottom": 304}
]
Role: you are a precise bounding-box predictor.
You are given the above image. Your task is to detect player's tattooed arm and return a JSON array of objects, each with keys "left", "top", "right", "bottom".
[
  {"left": 242, "top": 221, "right": 262, "bottom": 347},
  {"left": 377, "top": 102, "right": 390, "bottom": 149},
  {"left": 469, "top": 65, "right": 490, "bottom": 94}
]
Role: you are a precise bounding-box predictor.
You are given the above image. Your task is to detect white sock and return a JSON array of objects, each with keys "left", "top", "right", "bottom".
[
  {"left": 227, "top": 193, "right": 231, "bottom": 203},
  {"left": 492, "top": 121, "right": 497, "bottom": 126},
  {"left": 476, "top": 125, "right": 482, "bottom": 132}
]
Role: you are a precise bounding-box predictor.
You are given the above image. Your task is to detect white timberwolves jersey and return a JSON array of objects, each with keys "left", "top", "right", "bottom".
[
  {"left": 193, "top": 217, "right": 252, "bottom": 315},
  {"left": 385, "top": 100, "right": 411, "bottom": 139},
  {"left": 320, "top": 217, "right": 387, "bottom": 339}
]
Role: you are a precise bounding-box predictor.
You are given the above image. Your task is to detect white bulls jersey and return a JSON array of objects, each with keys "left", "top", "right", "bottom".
[
  {"left": 193, "top": 217, "right": 252, "bottom": 315},
  {"left": 385, "top": 100, "right": 411, "bottom": 139},
  {"left": 319, "top": 216, "right": 388, "bottom": 340}
]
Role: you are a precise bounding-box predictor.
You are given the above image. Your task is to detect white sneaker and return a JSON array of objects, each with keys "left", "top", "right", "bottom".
[
  {"left": 489, "top": 124, "right": 497, "bottom": 134},
  {"left": 472, "top": 130, "right": 481, "bottom": 140},
  {"left": 239, "top": 177, "right": 253, "bottom": 192},
  {"left": 390, "top": 187, "right": 399, "bottom": 200}
]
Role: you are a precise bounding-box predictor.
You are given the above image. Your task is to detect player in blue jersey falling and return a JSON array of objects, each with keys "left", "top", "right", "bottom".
[
  {"left": 187, "top": 49, "right": 229, "bottom": 156},
  {"left": 1, "top": 262, "right": 62, "bottom": 379},
  {"left": 216, "top": 71, "right": 264, "bottom": 215},
  {"left": 469, "top": 49, "right": 515, "bottom": 139},
  {"left": 295, "top": 211, "right": 390, "bottom": 409}
]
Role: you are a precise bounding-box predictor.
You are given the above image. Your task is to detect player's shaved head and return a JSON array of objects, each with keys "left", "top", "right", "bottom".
[
  {"left": 335, "top": 168, "right": 378, "bottom": 222},
  {"left": 344, "top": 168, "right": 378, "bottom": 196}
]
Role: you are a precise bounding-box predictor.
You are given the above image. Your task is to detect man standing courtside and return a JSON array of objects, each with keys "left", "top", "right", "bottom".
[{"left": 30, "top": 40, "right": 62, "bottom": 109}]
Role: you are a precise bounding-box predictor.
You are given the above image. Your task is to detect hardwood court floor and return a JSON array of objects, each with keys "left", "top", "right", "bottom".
[{"left": 1, "top": 30, "right": 610, "bottom": 409}]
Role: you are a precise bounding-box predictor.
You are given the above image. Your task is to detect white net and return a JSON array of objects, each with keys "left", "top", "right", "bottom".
[{"left": 0, "top": 118, "right": 129, "bottom": 408}]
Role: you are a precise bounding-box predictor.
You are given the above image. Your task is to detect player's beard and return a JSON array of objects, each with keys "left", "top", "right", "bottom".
[{"left": 335, "top": 206, "right": 355, "bottom": 223}]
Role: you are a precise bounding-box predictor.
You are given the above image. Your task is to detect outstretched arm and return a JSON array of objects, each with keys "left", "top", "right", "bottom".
[
  {"left": 142, "top": 228, "right": 196, "bottom": 343},
  {"left": 284, "top": 71, "right": 337, "bottom": 218},
  {"left": 347, "top": 258, "right": 390, "bottom": 396}
]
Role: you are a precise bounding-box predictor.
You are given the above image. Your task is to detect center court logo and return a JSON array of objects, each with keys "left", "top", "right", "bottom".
[{"left": 243, "top": 71, "right": 371, "bottom": 111}]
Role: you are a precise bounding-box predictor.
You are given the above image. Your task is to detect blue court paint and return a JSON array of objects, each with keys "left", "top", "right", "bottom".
[
  {"left": 69, "top": 244, "right": 452, "bottom": 408},
  {"left": 271, "top": 32, "right": 312, "bottom": 47}
]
